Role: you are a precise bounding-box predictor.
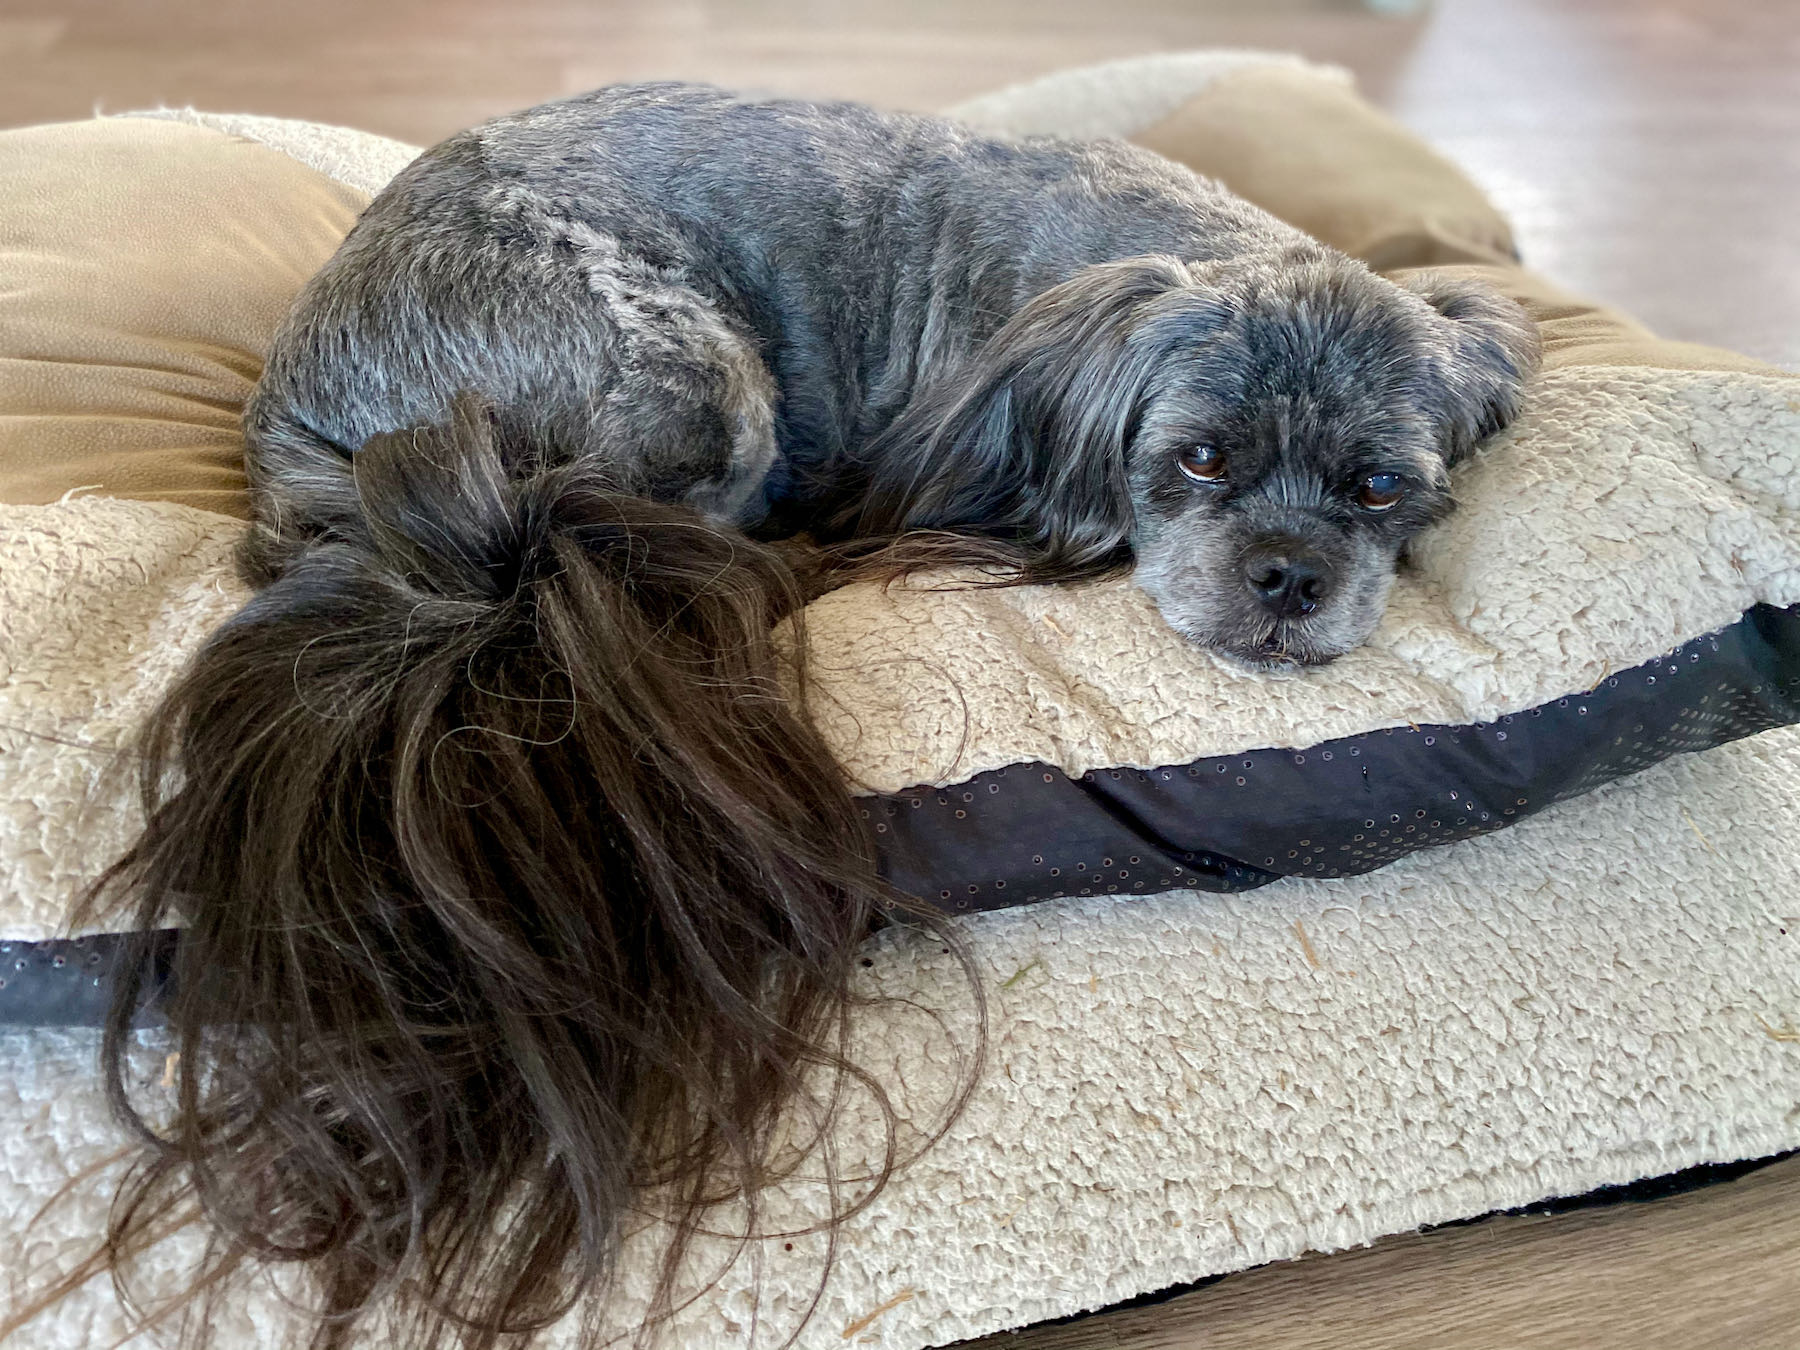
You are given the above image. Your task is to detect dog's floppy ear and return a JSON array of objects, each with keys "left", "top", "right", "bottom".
[
  {"left": 849, "top": 256, "right": 1192, "bottom": 578},
  {"left": 1396, "top": 271, "right": 1542, "bottom": 466}
]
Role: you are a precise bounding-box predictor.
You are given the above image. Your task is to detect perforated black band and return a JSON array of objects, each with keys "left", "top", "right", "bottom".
[
  {"left": 875, "top": 603, "right": 1800, "bottom": 914},
  {"left": 6, "top": 604, "right": 1799, "bottom": 1027}
]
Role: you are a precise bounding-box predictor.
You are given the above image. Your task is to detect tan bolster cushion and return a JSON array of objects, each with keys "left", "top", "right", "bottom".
[
  {"left": 1132, "top": 63, "right": 1524, "bottom": 272},
  {"left": 1386, "top": 264, "right": 1798, "bottom": 376},
  {"left": 0, "top": 118, "right": 370, "bottom": 519},
  {"left": 1, "top": 83, "right": 1791, "bottom": 525},
  {"left": 1136, "top": 64, "right": 1796, "bottom": 381}
]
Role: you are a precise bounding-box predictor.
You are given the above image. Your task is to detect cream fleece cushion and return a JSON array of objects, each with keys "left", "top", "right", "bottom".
[{"left": 3, "top": 55, "right": 1800, "bottom": 1350}]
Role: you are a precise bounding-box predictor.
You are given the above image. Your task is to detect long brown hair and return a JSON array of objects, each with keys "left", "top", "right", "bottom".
[{"left": 42, "top": 400, "right": 981, "bottom": 1348}]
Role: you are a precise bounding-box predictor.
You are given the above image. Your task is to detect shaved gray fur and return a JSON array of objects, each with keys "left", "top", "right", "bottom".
[{"left": 249, "top": 81, "right": 1540, "bottom": 664}]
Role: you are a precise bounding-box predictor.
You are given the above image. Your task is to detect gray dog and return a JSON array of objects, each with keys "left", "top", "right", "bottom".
[
  {"left": 249, "top": 80, "right": 1538, "bottom": 666},
  {"left": 102, "top": 82, "right": 1542, "bottom": 1350}
]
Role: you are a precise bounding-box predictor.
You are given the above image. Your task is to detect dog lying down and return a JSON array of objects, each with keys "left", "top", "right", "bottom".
[
  {"left": 84, "top": 83, "right": 1542, "bottom": 1348},
  {"left": 250, "top": 80, "right": 1539, "bottom": 668}
]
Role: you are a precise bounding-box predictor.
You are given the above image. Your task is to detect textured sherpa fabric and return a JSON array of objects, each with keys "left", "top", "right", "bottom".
[
  {"left": 123, "top": 107, "right": 420, "bottom": 198},
  {"left": 945, "top": 49, "right": 1350, "bottom": 141},
  {"left": 7, "top": 366, "right": 1800, "bottom": 939},
  {"left": 0, "top": 499, "right": 245, "bottom": 942},
  {"left": 8, "top": 722, "right": 1800, "bottom": 1347},
  {"left": 805, "top": 365, "right": 1800, "bottom": 794},
  {"left": 4, "top": 51, "right": 1800, "bottom": 1350}
]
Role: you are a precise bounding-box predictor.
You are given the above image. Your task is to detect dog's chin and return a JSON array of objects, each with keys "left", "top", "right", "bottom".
[
  {"left": 1210, "top": 642, "right": 1338, "bottom": 674},
  {"left": 1174, "top": 622, "right": 1351, "bottom": 673}
]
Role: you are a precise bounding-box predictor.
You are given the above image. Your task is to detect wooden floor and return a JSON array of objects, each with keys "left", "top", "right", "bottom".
[
  {"left": 950, "top": 1155, "right": 1800, "bottom": 1350},
  {"left": 2, "top": 2, "right": 1797, "bottom": 1345},
  {"left": 1, "top": 0, "right": 1797, "bottom": 367}
]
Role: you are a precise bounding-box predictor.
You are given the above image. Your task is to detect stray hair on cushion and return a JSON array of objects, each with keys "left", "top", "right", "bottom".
[{"left": 31, "top": 399, "right": 982, "bottom": 1350}]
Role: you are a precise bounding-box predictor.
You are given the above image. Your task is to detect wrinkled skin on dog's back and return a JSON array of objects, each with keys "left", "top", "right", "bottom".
[{"left": 83, "top": 83, "right": 1539, "bottom": 1350}]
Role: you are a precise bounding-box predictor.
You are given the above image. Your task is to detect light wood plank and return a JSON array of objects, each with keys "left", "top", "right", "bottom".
[
  {"left": 2, "top": 0, "right": 1793, "bottom": 366},
  {"left": 948, "top": 1156, "right": 1800, "bottom": 1349}
]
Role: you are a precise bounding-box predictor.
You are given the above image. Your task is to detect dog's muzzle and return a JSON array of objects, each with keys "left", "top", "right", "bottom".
[{"left": 1242, "top": 537, "right": 1335, "bottom": 621}]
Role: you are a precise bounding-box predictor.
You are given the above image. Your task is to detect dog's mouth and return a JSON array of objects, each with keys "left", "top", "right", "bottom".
[{"left": 1142, "top": 567, "right": 1381, "bottom": 671}]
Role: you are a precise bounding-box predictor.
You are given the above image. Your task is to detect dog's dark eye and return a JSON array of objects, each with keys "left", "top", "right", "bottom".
[
  {"left": 1357, "top": 472, "right": 1405, "bottom": 511},
  {"left": 1177, "top": 444, "right": 1227, "bottom": 484}
]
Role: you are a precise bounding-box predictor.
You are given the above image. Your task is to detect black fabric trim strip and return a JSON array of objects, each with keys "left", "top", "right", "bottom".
[
  {"left": 6, "top": 604, "right": 1799, "bottom": 1027},
  {"left": 873, "top": 603, "right": 1800, "bottom": 916},
  {"left": 0, "top": 929, "right": 174, "bottom": 1031}
]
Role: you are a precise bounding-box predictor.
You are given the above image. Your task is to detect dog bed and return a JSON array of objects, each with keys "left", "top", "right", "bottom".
[{"left": 3, "top": 52, "right": 1799, "bottom": 1350}]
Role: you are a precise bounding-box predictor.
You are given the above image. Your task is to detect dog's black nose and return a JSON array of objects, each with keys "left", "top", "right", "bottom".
[{"left": 1243, "top": 542, "right": 1333, "bottom": 619}]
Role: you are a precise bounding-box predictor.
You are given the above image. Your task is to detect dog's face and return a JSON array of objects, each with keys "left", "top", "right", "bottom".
[
  {"left": 856, "top": 250, "right": 1540, "bottom": 667},
  {"left": 1123, "top": 255, "right": 1540, "bottom": 666}
]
